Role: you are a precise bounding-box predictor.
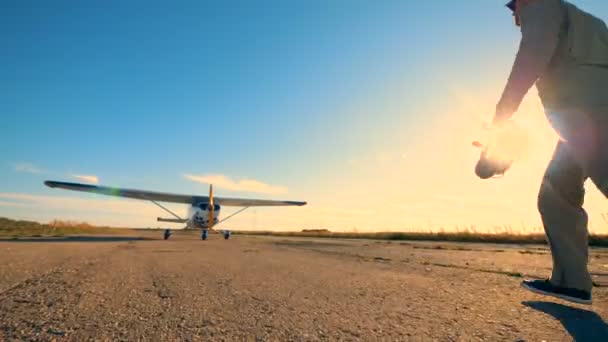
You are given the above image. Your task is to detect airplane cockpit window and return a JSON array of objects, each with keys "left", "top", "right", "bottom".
[{"left": 198, "top": 203, "right": 220, "bottom": 211}]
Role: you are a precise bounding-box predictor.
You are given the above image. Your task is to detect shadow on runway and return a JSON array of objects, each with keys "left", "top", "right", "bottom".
[
  {"left": 522, "top": 301, "right": 608, "bottom": 341},
  {"left": 0, "top": 236, "right": 152, "bottom": 243}
]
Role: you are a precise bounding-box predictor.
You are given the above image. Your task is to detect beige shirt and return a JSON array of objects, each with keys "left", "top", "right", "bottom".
[{"left": 498, "top": 0, "right": 608, "bottom": 113}]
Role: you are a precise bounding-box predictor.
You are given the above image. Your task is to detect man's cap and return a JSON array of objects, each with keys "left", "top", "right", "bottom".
[{"left": 506, "top": 0, "right": 516, "bottom": 12}]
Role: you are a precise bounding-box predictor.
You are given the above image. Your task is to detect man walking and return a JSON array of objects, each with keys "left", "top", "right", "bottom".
[{"left": 487, "top": 0, "right": 608, "bottom": 305}]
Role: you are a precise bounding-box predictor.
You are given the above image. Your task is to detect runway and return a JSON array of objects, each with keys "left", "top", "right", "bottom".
[{"left": 0, "top": 232, "right": 607, "bottom": 341}]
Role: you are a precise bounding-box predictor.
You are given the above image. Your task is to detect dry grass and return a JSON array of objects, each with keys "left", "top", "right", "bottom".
[
  {"left": 235, "top": 229, "right": 608, "bottom": 247},
  {"left": 2, "top": 217, "right": 607, "bottom": 247},
  {"left": 0, "top": 217, "right": 132, "bottom": 237}
]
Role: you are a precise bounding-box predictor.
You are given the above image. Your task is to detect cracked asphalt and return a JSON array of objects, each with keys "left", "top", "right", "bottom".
[{"left": 0, "top": 232, "right": 607, "bottom": 341}]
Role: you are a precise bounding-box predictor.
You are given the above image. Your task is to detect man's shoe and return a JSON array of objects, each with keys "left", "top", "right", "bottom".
[{"left": 521, "top": 279, "right": 592, "bottom": 305}]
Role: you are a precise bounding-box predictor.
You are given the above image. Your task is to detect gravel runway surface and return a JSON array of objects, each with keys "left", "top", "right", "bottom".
[{"left": 1, "top": 232, "right": 607, "bottom": 341}]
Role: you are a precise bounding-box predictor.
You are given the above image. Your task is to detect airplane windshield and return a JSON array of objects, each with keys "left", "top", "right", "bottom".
[{"left": 198, "top": 204, "right": 220, "bottom": 211}]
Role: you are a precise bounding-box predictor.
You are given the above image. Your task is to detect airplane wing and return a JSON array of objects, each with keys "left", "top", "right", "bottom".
[
  {"left": 213, "top": 197, "right": 306, "bottom": 207},
  {"left": 44, "top": 180, "right": 307, "bottom": 207}
]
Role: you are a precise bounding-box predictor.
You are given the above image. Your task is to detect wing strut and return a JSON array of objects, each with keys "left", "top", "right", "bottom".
[
  {"left": 218, "top": 207, "right": 249, "bottom": 225},
  {"left": 151, "top": 200, "right": 185, "bottom": 220}
]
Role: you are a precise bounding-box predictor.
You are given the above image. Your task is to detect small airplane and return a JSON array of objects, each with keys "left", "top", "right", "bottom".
[{"left": 44, "top": 180, "right": 307, "bottom": 240}]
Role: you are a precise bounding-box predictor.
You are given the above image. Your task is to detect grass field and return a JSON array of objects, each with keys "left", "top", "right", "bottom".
[
  {"left": 2, "top": 217, "right": 607, "bottom": 247},
  {"left": 0, "top": 217, "right": 134, "bottom": 237},
  {"left": 235, "top": 229, "right": 608, "bottom": 247}
]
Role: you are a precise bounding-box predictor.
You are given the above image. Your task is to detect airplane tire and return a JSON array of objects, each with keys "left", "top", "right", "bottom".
[
  {"left": 163, "top": 230, "right": 171, "bottom": 240},
  {"left": 202, "top": 230, "right": 208, "bottom": 240}
]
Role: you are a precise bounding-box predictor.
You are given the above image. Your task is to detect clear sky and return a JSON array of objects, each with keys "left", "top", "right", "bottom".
[{"left": 2, "top": 0, "right": 608, "bottom": 233}]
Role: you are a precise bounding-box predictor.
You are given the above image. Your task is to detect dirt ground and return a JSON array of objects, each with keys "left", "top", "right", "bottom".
[{"left": 0, "top": 232, "right": 607, "bottom": 341}]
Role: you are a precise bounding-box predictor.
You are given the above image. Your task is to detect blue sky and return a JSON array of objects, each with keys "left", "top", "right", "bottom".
[{"left": 2, "top": 1, "right": 608, "bottom": 232}]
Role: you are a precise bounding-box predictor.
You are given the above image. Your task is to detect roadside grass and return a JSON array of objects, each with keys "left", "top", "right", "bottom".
[
  {"left": 0, "top": 217, "right": 133, "bottom": 237},
  {"left": 2, "top": 217, "right": 607, "bottom": 247},
  {"left": 234, "top": 230, "right": 608, "bottom": 247}
]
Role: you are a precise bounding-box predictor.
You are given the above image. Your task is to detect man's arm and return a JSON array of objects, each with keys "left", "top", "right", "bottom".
[{"left": 493, "top": 0, "right": 564, "bottom": 124}]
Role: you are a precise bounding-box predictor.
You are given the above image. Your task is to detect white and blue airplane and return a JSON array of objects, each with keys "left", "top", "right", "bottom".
[{"left": 44, "top": 180, "right": 307, "bottom": 240}]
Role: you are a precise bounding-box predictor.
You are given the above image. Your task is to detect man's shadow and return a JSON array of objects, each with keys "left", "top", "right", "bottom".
[{"left": 523, "top": 301, "right": 608, "bottom": 341}]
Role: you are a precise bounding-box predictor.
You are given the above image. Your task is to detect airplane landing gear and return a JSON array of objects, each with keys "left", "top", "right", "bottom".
[
  {"left": 163, "top": 229, "right": 171, "bottom": 240},
  {"left": 202, "top": 229, "right": 209, "bottom": 240},
  {"left": 223, "top": 230, "right": 231, "bottom": 240}
]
